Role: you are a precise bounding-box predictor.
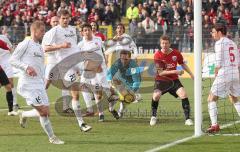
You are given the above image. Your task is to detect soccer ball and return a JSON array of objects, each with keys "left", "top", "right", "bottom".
[{"left": 123, "top": 93, "right": 135, "bottom": 104}]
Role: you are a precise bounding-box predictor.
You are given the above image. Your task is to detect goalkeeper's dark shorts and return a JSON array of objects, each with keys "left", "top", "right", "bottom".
[
  {"left": 154, "top": 79, "right": 183, "bottom": 98},
  {"left": 0, "top": 69, "right": 10, "bottom": 86}
]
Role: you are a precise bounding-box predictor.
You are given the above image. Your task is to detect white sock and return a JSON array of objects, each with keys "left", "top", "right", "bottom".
[
  {"left": 72, "top": 100, "right": 84, "bottom": 126},
  {"left": 62, "top": 90, "right": 70, "bottom": 110},
  {"left": 118, "top": 102, "right": 125, "bottom": 113},
  {"left": 82, "top": 92, "right": 94, "bottom": 113},
  {"left": 22, "top": 109, "right": 39, "bottom": 117},
  {"left": 39, "top": 116, "right": 54, "bottom": 138},
  {"left": 12, "top": 87, "right": 17, "bottom": 105},
  {"left": 234, "top": 101, "right": 240, "bottom": 117},
  {"left": 109, "top": 100, "right": 117, "bottom": 112},
  {"left": 208, "top": 101, "right": 218, "bottom": 125},
  {"left": 94, "top": 96, "right": 104, "bottom": 116}
]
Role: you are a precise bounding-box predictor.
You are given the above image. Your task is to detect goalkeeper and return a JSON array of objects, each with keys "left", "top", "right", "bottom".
[{"left": 107, "top": 45, "right": 141, "bottom": 118}]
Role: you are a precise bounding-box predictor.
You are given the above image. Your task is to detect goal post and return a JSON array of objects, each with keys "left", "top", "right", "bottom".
[{"left": 194, "top": 0, "right": 203, "bottom": 137}]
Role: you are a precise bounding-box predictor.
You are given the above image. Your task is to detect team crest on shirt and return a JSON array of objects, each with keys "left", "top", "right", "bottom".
[{"left": 172, "top": 56, "right": 177, "bottom": 61}]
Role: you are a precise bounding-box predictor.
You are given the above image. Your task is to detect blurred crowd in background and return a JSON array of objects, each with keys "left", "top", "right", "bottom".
[{"left": 0, "top": 0, "right": 239, "bottom": 52}]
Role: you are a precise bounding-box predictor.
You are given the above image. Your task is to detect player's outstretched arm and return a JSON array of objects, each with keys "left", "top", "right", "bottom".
[
  {"left": 157, "top": 67, "right": 183, "bottom": 76},
  {"left": 181, "top": 63, "right": 194, "bottom": 79}
]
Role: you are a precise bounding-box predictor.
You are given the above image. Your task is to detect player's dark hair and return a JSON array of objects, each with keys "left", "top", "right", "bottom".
[
  {"left": 82, "top": 23, "right": 92, "bottom": 30},
  {"left": 213, "top": 23, "right": 227, "bottom": 35},
  {"left": 90, "top": 21, "right": 99, "bottom": 31},
  {"left": 116, "top": 23, "right": 125, "bottom": 33},
  {"left": 57, "top": 9, "right": 70, "bottom": 17},
  {"left": 120, "top": 50, "right": 131, "bottom": 57},
  {"left": 160, "top": 35, "right": 171, "bottom": 43}
]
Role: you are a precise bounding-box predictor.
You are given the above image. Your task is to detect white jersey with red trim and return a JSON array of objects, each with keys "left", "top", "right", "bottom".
[{"left": 214, "top": 37, "right": 239, "bottom": 81}]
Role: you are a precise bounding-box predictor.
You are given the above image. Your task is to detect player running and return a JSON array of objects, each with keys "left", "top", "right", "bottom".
[
  {"left": 10, "top": 21, "right": 64, "bottom": 144},
  {"left": 45, "top": 10, "right": 91, "bottom": 132},
  {"left": 42, "top": 16, "right": 73, "bottom": 114}
]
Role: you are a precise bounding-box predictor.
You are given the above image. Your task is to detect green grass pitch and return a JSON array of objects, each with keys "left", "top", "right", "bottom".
[{"left": 0, "top": 79, "right": 240, "bottom": 152}]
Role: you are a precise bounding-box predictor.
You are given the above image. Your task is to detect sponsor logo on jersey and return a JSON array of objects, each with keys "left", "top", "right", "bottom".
[
  {"left": 64, "top": 31, "right": 75, "bottom": 37},
  {"left": 33, "top": 52, "right": 42, "bottom": 57},
  {"left": 166, "top": 63, "right": 175, "bottom": 69}
]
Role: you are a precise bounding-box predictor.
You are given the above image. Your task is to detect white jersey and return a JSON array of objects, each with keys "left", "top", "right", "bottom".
[
  {"left": 10, "top": 39, "right": 45, "bottom": 88},
  {"left": 78, "top": 36, "right": 109, "bottom": 89},
  {"left": 47, "top": 25, "right": 80, "bottom": 61},
  {"left": 215, "top": 37, "right": 240, "bottom": 81},
  {"left": 78, "top": 36, "right": 105, "bottom": 58},
  {"left": 42, "top": 30, "right": 57, "bottom": 64}
]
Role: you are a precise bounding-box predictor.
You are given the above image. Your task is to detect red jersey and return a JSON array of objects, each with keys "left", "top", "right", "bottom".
[
  {"left": 154, "top": 49, "right": 184, "bottom": 80},
  {"left": 0, "top": 39, "right": 10, "bottom": 51},
  {"left": 95, "top": 32, "right": 106, "bottom": 41}
]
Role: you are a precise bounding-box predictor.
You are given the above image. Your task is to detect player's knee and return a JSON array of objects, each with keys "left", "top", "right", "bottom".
[
  {"left": 153, "top": 92, "right": 161, "bottom": 101},
  {"left": 4, "top": 84, "right": 12, "bottom": 92},
  {"left": 208, "top": 93, "right": 218, "bottom": 102},
  {"left": 229, "top": 96, "right": 238, "bottom": 104},
  {"left": 95, "top": 94, "right": 102, "bottom": 101}
]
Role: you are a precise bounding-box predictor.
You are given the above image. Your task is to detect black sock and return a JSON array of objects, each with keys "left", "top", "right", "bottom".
[
  {"left": 151, "top": 99, "right": 159, "bottom": 117},
  {"left": 182, "top": 98, "right": 190, "bottom": 120},
  {"left": 6, "top": 91, "right": 13, "bottom": 112}
]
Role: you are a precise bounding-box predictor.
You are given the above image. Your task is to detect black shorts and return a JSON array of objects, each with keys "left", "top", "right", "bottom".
[
  {"left": 0, "top": 69, "right": 10, "bottom": 86},
  {"left": 154, "top": 79, "right": 183, "bottom": 98}
]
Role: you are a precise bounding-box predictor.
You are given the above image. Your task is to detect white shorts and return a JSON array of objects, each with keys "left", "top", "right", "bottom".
[
  {"left": 45, "top": 63, "right": 56, "bottom": 80},
  {"left": 81, "top": 69, "right": 110, "bottom": 92},
  {"left": 211, "top": 78, "right": 240, "bottom": 98},
  {"left": 17, "top": 84, "right": 49, "bottom": 106},
  {"left": 0, "top": 53, "right": 14, "bottom": 78}
]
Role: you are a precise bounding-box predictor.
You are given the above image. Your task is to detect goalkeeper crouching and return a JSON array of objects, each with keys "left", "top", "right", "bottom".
[{"left": 107, "top": 46, "right": 141, "bottom": 118}]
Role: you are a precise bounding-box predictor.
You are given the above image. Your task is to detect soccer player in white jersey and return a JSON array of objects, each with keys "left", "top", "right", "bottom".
[
  {"left": 10, "top": 21, "right": 64, "bottom": 144},
  {"left": 78, "top": 24, "right": 106, "bottom": 121},
  {"left": 42, "top": 16, "right": 73, "bottom": 114},
  {"left": 207, "top": 24, "right": 240, "bottom": 133},
  {"left": 113, "top": 23, "right": 138, "bottom": 58},
  {"left": 78, "top": 23, "right": 115, "bottom": 122},
  {"left": 45, "top": 10, "right": 91, "bottom": 132},
  {"left": 0, "top": 34, "right": 19, "bottom": 113}
]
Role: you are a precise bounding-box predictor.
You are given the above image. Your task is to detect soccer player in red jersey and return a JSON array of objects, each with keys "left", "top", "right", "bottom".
[{"left": 150, "top": 35, "right": 194, "bottom": 126}]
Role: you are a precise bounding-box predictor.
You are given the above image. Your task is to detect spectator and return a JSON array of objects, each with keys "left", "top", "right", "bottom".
[
  {"left": 129, "top": 18, "right": 138, "bottom": 39},
  {"left": 231, "top": 2, "right": 240, "bottom": 25},
  {"left": 141, "top": 14, "right": 155, "bottom": 34},
  {"left": 126, "top": 3, "right": 139, "bottom": 23},
  {"left": 103, "top": 4, "right": 114, "bottom": 25}
]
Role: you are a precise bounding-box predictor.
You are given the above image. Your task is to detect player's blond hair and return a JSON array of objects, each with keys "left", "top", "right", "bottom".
[{"left": 30, "top": 21, "right": 45, "bottom": 32}]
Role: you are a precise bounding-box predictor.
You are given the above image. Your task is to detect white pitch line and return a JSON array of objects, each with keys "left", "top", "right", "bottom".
[
  {"left": 145, "top": 136, "right": 196, "bottom": 152},
  {"left": 145, "top": 120, "right": 240, "bottom": 152}
]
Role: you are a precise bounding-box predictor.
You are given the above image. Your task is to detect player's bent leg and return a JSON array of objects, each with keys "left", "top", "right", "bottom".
[
  {"left": 94, "top": 91, "right": 104, "bottom": 122},
  {"left": 71, "top": 91, "right": 92, "bottom": 132},
  {"left": 176, "top": 87, "right": 193, "bottom": 125},
  {"left": 34, "top": 105, "right": 64, "bottom": 144},
  {"left": 150, "top": 89, "right": 161, "bottom": 126},
  {"left": 207, "top": 92, "right": 220, "bottom": 133}
]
